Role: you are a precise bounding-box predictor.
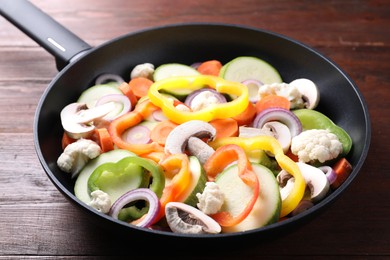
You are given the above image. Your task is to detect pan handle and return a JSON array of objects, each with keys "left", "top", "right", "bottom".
[{"left": 0, "top": 0, "right": 92, "bottom": 70}]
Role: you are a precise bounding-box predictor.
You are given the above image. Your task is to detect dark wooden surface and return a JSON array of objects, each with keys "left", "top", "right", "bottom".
[{"left": 0, "top": 0, "right": 389, "bottom": 258}]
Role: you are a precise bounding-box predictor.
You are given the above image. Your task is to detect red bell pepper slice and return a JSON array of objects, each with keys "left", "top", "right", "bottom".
[{"left": 203, "top": 144, "right": 259, "bottom": 227}]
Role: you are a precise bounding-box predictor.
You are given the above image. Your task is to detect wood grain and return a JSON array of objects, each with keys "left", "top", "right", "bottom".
[{"left": 0, "top": 0, "right": 389, "bottom": 258}]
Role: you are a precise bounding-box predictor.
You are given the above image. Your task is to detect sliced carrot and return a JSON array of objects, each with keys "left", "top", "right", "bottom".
[
  {"left": 128, "top": 77, "right": 154, "bottom": 99},
  {"left": 286, "top": 149, "right": 299, "bottom": 162},
  {"left": 197, "top": 60, "right": 222, "bottom": 76},
  {"left": 255, "top": 94, "right": 290, "bottom": 113},
  {"left": 118, "top": 82, "right": 138, "bottom": 107},
  {"left": 61, "top": 132, "right": 76, "bottom": 150},
  {"left": 210, "top": 118, "right": 239, "bottom": 138},
  {"left": 150, "top": 120, "right": 179, "bottom": 145},
  {"left": 331, "top": 157, "right": 353, "bottom": 189},
  {"left": 232, "top": 102, "right": 257, "bottom": 126},
  {"left": 173, "top": 99, "right": 191, "bottom": 110},
  {"left": 94, "top": 128, "right": 114, "bottom": 152}
]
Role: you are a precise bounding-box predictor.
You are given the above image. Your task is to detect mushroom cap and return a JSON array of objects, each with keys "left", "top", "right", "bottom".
[
  {"left": 277, "top": 162, "right": 330, "bottom": 203},
  {"left": 60, "top": 102, "right": 114, "bottom": 139},
  {"left": 164, "top": 120, "right": 216, "bottom": 155},
  {"left": 262, "top": 121, "right": 292, "bottom": 153},
  {"left": 165, "top": 202, "right": 221, "bottom": 234},
  {"left": 289, "top": 78, "right": 320, "bottom": 109},
  {"left": 297, "top": 162, "right": 330, "bottom": 202},
  {"left": 60, "top": 103, "right": 95, "bottom": 139}
]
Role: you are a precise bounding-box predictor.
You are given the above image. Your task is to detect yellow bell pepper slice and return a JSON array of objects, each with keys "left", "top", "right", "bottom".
[
  {"left": 147, "top": 75, "right": 249, "bottom": 124},
  {"left": 209, "top": 135, "right": 306, "bottom": 217}
]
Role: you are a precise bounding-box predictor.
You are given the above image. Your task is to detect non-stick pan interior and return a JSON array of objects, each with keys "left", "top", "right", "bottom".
[{"left": 34, "top": 23, "right": 370, "bottom": 241}]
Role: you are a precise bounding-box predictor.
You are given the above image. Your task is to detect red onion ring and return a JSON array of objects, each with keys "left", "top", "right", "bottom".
[
  {"left": 184, "top": 88, "right": 227, "bottom": 108},
  {"left": 95, "top": 94, "right": 131, "bottom": 121},
  {"left": 123, "top": 125, "right": 151, "bottom": 144},
  {"left": 109, "top": 188, "right": 160, "bottom": 228},
  {"left": 152, "top": 109, "right": 168, "bottom": 122},
  {"left": 190, "top": 62, "right": 202, "bottom": 69},
  {"left": 95, "top": 73, "right": 125, "bottom": 85},
  {"left": 319, "top": 165, "right": 337, "bottom": 185},
  {"left": 252, "top": 107, "right": 302, "bottom": 137}
]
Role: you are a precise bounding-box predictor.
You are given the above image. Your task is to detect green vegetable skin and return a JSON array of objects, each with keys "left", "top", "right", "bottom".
[
  {"left": 293, "top": 109, "right": 352, "bottom": 156},
  {"left": 74, "top": 149, "right": 136, "bottom": 204},
  {"left": 216, "top": 163, "right": 281, "bottom": 233},
  {"left": 88, "top": 156, "right": 166, "bottom": 203},
  {"left": 220, "top": 56, "right": 283, "bottom": 84}
]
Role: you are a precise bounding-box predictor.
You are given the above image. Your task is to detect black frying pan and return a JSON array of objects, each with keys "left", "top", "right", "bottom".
[{"left": 0, "top": 0, "right": 371, "bottom": 245}]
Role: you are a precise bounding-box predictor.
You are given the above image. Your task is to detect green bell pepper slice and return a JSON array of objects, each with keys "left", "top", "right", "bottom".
[{"left": 88, "top": 156, "right": 165, "bottom": 203}]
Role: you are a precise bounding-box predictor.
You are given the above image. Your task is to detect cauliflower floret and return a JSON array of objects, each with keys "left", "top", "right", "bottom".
[
  {"left": 57, "top": 138, "right": 101, "bottom": 178},
  {"left": 258, "top": 82, "right": 305, "bottom": 109},
  {"left": 130, "top": 63, "right": 155, "bottom": 80},
  {"left": 190, "top": 91, "right": 221, "bottom": 111},
  {"left": 291, "top": 129, "right": 343, "bottom": 163},
  {"left": 88, "top": 190, "right": 112, "bottom": 214},
  {"left": 196, "top": 182, "right": 224, "bottom": 215}
]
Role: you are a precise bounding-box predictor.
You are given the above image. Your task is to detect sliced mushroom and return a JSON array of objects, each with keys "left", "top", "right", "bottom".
[
  {"left": 297, "top": 162, "right": 330, "bottom": 202},
  {"left": 262, "top": 121, "right": 292, "bottom": 153},
  {"left": 187, "top": 137, "right": 215, "bottom": 165},
  {"left": 238, "top": 126, "right": 272, "bottom": 137},
  {"left": 277, "top": 162, "right": 330, "bottom": 203},
  {"left": 164, "top": 120, "right": 216, "bottom": 155},
  {"left": 60, "top": 102, "right": 114, "bottom": 139},
  {"left": 291, "top": 199, "right": 314, "bottom": 216},
  {"left": 165, "top": 202, "right": 221, "bottom": 234},
  {"left": 289, "top": 78, "right": 320, "bottom": 109},
  {"left": 276, "top": 172, "right": 296, "bottom": 201}
]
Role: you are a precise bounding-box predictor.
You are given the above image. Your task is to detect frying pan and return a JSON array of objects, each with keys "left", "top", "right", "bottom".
[{"left": 1, "top": 0, "right": 371, "bottom": 244}]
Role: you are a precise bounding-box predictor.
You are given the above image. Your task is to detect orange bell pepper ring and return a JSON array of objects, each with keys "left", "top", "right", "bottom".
[
  {"left": 108, "top": 99, "right": 164, "bottom": 155},
  {"left": 153, "top": 153, "right": 192, "bottom": 222}
]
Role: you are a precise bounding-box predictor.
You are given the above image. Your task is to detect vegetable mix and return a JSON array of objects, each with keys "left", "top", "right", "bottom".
[{"left": 57, "top": 56, "right": 353, "bottom": 234}]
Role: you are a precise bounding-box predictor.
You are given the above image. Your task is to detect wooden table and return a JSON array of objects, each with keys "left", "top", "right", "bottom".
[{"left": 0, "top": 0, "right": 389, "bottom": 258}]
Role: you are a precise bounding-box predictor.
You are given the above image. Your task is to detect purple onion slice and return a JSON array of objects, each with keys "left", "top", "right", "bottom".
[
  {"left": 252, "top": 107, "right": 302, "bottom": 137},
  {"left": 95, "top": 94, "right": 131, "bottom": 121},
  {"left": 184, "top": 88, "right": 227, "bottom": 108},
  {"left": 123, "top": 125, "right": 151, "bottom": 144},
  {"left": 319, "top": 165, "right": 337, "bottom": 185},
  {"left": 109, "top": 188, "right": 160, "bottom": 228},
  {"left": 95, "top": 73, "right": 125, "bottom": 85}
]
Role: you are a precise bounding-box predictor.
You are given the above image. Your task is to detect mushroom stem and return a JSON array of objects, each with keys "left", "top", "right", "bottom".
[{"left": 187, "top": 137, "right": 215, "bottom": 165}]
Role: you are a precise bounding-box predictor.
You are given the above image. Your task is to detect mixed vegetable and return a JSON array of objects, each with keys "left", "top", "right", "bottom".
[{"left": 57, "top": 56, "right": 353, "bottom": 234}]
